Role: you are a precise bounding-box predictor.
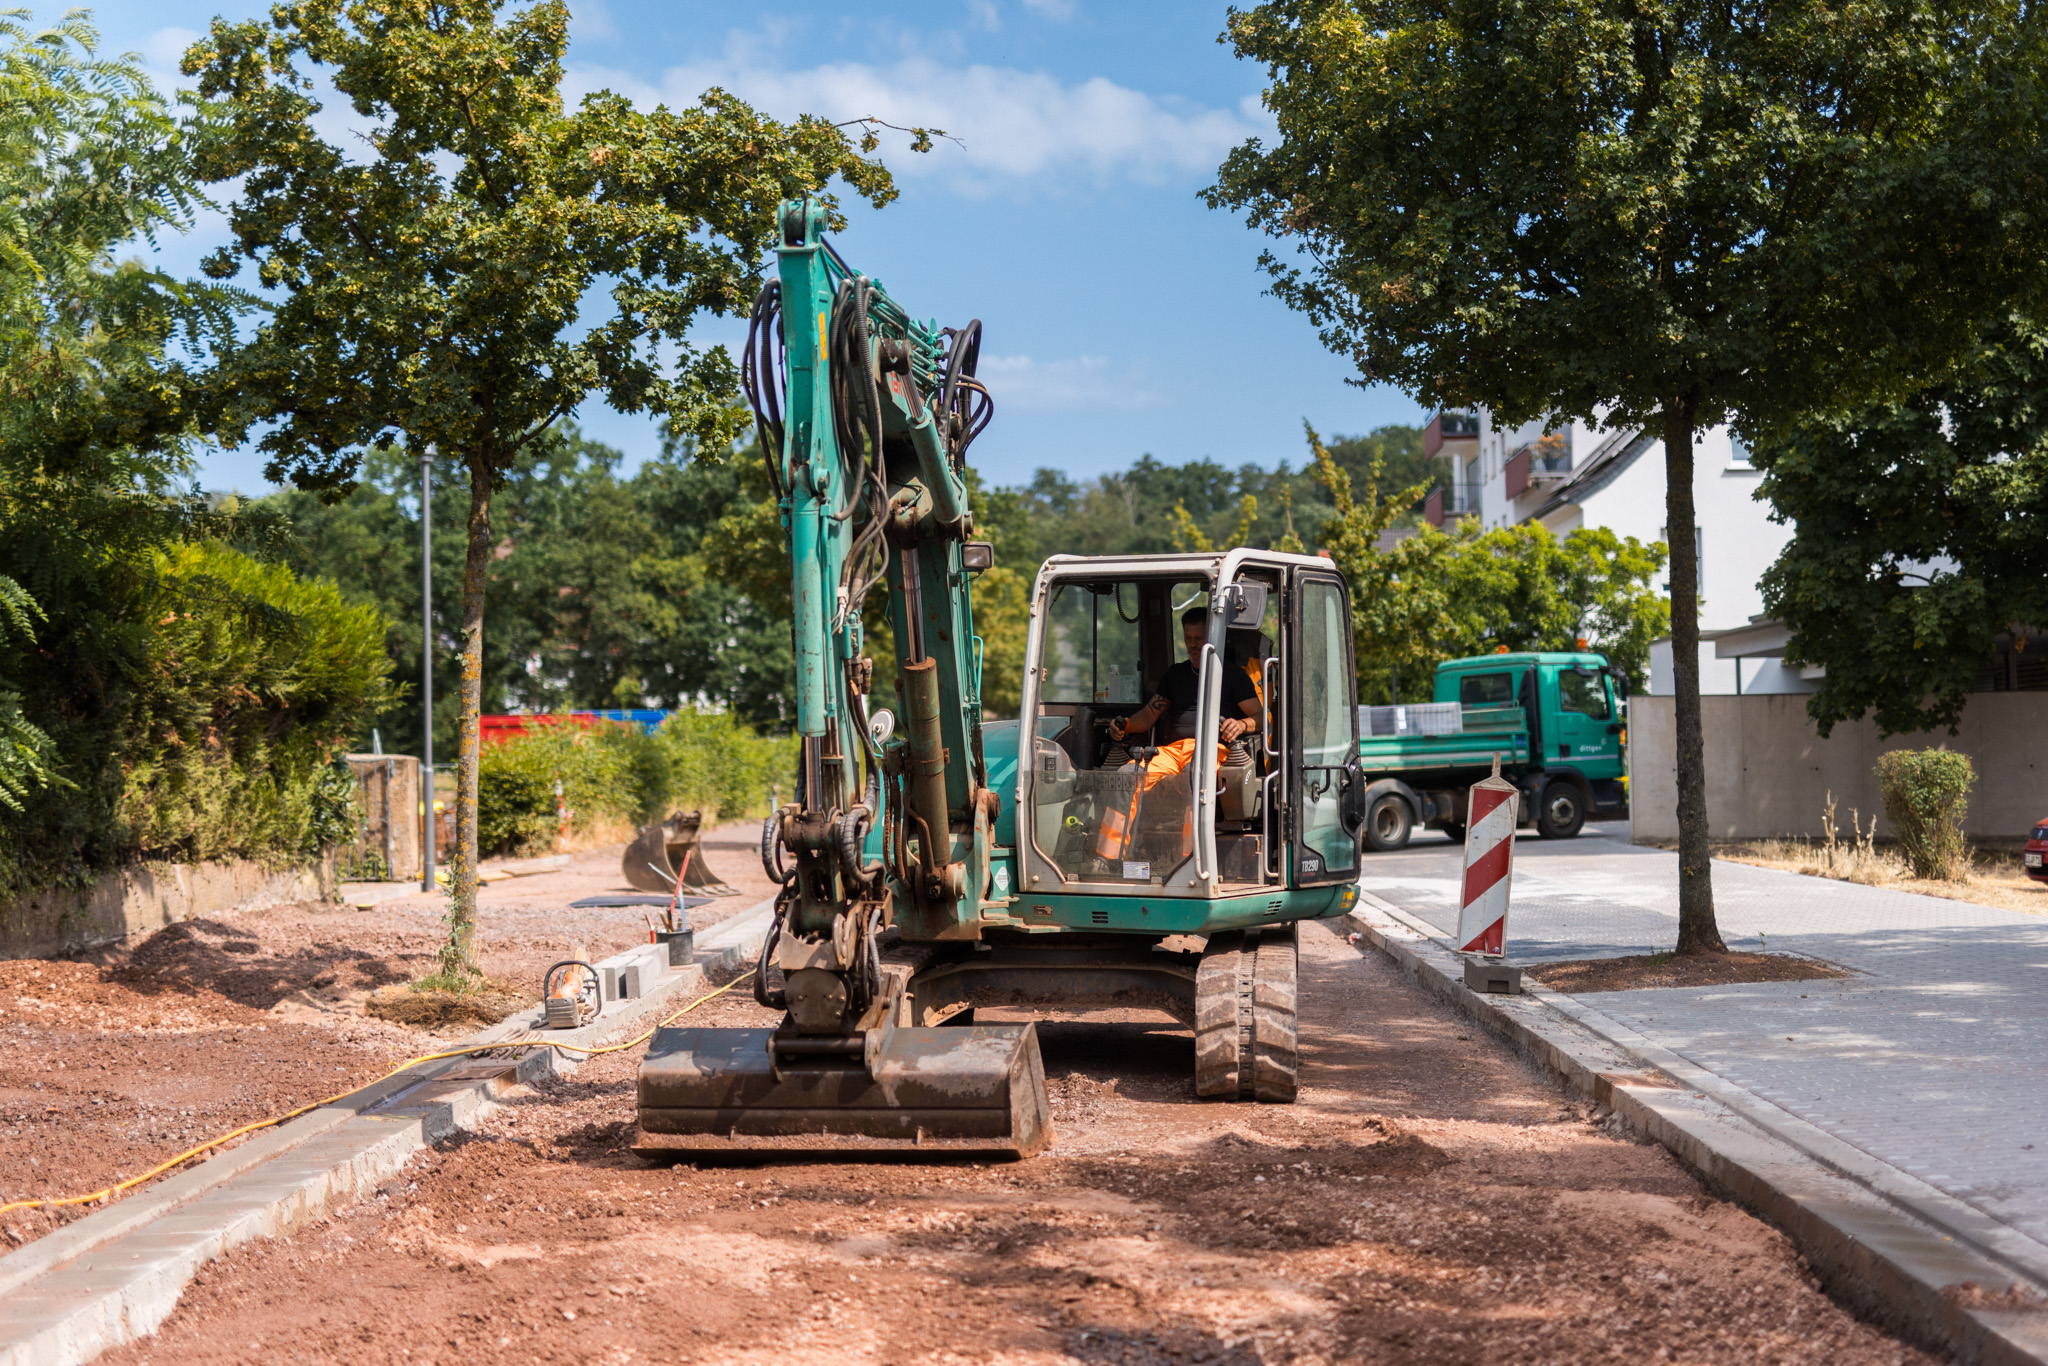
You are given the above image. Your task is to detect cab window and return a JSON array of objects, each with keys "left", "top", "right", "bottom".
[
  {"left": 1457, "top": 671, "right": 1515, "bottom": 705},
  {"left": 1559, "top": 670, "right": 1611, "bottom": 719}
]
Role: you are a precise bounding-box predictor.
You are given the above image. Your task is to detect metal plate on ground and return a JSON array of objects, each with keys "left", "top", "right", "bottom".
[
  {"left": 633, "top": 1024, "right": 1051, "bottom": 1158},
  {"left": 570, "top": 894, "right": 711, "bottom": 909}
]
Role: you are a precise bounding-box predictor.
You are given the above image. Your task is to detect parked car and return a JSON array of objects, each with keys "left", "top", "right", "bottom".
[{"left": 2028, "top": 819, "right": 2048, "bottom": 884}]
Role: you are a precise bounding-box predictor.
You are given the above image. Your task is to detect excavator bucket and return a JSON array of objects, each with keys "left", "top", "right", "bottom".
[
  {"left": 631, "top": 1023, "right": 1052, "bottom": 1159},
  {"left": 622, "top": 812, "right": 742, "bottom": 896}
]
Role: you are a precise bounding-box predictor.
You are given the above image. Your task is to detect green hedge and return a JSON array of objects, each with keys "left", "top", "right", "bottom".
[
  {"left": 477, "top": 709, "right": 793, "bottom": 858},
  {"left": 0, "top": 541, "right": 394, "bottom": 890}
]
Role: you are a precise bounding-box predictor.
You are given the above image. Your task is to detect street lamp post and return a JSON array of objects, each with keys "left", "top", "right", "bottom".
[{"left": 420, "top": 444, "right": 436, "bottom": 894}]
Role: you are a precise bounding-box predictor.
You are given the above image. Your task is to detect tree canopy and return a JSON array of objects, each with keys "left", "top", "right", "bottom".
[
  {"left": 1207, "top": 0, "right": 2048, "bottom": 954},
  {"left": 185, "top": 0, "right": 898, "bottom": 976},
  {"left": 1759, "top": 314, "right": 2048, "bottom": 737}
]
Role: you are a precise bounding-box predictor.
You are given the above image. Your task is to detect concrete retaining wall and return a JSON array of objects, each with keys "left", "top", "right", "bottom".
[
  {"left": 0, "top": 857, "right": 333, "bottom": 961},
  {"left": 1627, "top": 692, "right": 2048, "bottom": 842}
]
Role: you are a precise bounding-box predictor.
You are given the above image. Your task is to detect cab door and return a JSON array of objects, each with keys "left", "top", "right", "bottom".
[
  {"left": 1289, "top": 573, "right": 1363, "bottom": 884},
  {"left": 1552, "top": 664, "right": 1620, "bottom": 775}
]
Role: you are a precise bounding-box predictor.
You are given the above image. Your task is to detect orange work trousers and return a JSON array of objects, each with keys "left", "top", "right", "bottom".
[{"left": 1093, "top": 738, "right": 1227, "bottom": 861}]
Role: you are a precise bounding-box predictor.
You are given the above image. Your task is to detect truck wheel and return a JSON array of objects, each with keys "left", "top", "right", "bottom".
[
  {"left": 1193, "top": 924, "right": 1299, "bottom": 1103},
  {"left": 1364, "top": 794, "right": 1413, "bottom": 852},
  {"left": 1536, "top": 780, "right": 1586, "bottom": 839}
]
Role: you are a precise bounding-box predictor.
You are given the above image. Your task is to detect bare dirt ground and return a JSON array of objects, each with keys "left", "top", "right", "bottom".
[
  {"left": 1529, "top": 950, "right": 1850, "bottom": 994},
  {"left": 0, "top": 957, "right": 416, "bottom": 1249},
  {"left": 0, "top": 823, "right": 773, "bottom": 1250},
  {"left": 98, "top": 922, "right": 1929, "bottom": 1366}
]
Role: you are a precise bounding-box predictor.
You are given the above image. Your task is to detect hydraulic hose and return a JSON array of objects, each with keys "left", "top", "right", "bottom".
[
  {"left": 760, "top": 805, "right": 795, "bottom": 886},
  {"left": 753, "top": 894, "right": 788, "bottom": 1010}
]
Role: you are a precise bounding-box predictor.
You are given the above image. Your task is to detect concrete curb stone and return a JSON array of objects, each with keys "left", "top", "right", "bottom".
[
  {"left": 1345, "top": 892, "right": 2048, "bottom": 1366},
  {"left": 0, "top": 895, "right": 777, "bottom": 1366}
]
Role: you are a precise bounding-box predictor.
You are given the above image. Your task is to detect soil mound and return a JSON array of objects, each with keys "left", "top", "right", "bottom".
[{"left": 364, "top": 981, "right": 533, "bottom": 1028}]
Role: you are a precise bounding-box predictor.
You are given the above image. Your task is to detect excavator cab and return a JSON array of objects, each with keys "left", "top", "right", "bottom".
[{"left": 1017, "top": 550, "right": 1367, "bottom": 903}]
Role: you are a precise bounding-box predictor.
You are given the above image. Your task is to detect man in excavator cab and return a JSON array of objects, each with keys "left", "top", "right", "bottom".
[
  {"left": 1108, "top": 606, "right": 1262, "bottom": 779},
  {"left": 1092, "top": 607, "right": 1264, "bottom": 868}
]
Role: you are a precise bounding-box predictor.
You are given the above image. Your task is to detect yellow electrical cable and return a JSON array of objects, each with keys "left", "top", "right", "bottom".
[{"left": 0, "top": 975, "right": 743, "bottom": 1218}]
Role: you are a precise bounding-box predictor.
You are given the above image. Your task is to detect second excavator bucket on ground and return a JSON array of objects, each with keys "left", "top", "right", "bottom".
[
  {"left": 632, "top": 1023, "right": 1051, "bottom": 1159},
  {"left": 622, "top": 812, "right": 742, "bottom": 896}
]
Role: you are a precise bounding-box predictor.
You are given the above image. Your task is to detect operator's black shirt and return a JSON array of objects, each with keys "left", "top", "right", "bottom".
[{"left": 1150, "top": 658, "right": 1259, "bottom": 743}]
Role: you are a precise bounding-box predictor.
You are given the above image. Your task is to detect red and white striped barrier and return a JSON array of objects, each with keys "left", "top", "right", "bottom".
[{"left": 1457, "top": 758, "right": 1520, "bottom": 954}]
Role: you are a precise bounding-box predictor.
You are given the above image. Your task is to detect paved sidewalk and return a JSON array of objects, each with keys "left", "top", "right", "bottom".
[{"left": 1362, "top": 825, "right": 2048, "bottom": 1259}]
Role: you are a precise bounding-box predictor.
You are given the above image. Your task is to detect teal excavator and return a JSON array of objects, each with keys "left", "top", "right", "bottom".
[{"left": 632, "top": 200, "right": 1369, "bottom": 1158}]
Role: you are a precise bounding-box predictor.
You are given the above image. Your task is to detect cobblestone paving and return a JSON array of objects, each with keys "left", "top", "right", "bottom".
[{"left": 1362, "top": 825, "right": 2048, "bottom": 1252}]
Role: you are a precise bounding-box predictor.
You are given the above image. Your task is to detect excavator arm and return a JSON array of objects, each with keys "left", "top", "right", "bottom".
[
  {"left": 632, "top": 198, "right": 1050, "bottom": 1156},
  {"left": 748, "top": 195, "right": 1001, "bottom": 1001}
]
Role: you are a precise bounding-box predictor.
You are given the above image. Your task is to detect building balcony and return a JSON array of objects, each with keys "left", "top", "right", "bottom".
[
  {"left": 1504, "top": 432, "right": 1572, "bottom": 499},
  {"left": 1423, "top": 409, "right": 1480, "bottom": 458},
  {"left": 1422, "top": 485, "right": 1481, "bottom": 528}
]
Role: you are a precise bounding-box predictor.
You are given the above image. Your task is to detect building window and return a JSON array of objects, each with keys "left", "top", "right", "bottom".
[{"left": 1729, "top": 433, "right": 1754, "bottom": 468}]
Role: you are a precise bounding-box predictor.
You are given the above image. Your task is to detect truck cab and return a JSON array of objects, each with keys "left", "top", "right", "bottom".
[{"left": 1354, "top": 651, "right": 1629, "bottom": 851}]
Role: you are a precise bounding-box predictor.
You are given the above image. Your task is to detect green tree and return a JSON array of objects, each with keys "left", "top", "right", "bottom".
[
  {"left": 186, "top": 0, "right": 895, "bottom": 978},
  {"left": 1208, "top": 0, "right": 2048, "bottom": 952},
  {"left": 273, "top": 429, "right": 805, "bottom": 747},
  {"left": 1441, "top": 525, "right": 1669, "bottom": 691},
  {"left": 1303, "top": 423, "right": 1454, "bottom": 700},
  {"left": 0, "top": 9, "right": 244, "bottom": 483},
  {"left": 0, "top": 10, "right": 354, "bottom": 890},
  {"left": 1759, "top": 315, "right": 2048, "bottom": 737},
  {"left": 1301, "top": 424, "right": 1666, "bottom": 702}
]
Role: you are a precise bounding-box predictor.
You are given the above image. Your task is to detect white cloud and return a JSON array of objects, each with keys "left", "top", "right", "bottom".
[
  {"left": 1020, "top": 0, "right": 1078, "bottom": 17},
  {"left": 975, "top": 354, "right": 1159, "bottom": 412},
  {"left": 144, "top": 26, "right": 202, "bottom": 72},
  {"left": 569, "top": 0, "right": 617, "bottom": 45},
  {"left": 569, "top": 51, "right": 1260, "bottom": 191}
]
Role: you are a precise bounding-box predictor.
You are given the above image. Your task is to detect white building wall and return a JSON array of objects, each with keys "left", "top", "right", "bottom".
[{"left": 1458, "top": 412, "right": 1795, "bottom": 695}]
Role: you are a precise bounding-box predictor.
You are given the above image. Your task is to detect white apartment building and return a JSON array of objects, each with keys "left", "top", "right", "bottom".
[{"left": 1421, "top": 409, "right": 1808, "bottom": 695}]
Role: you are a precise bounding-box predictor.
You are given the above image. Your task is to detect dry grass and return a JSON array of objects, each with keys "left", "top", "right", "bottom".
[
  {"left": 363, "top": 978, "right": 534, "bottom": 1029},
  {"left": 1711, "top": 791, "right": 2048, "bottom": 916}
]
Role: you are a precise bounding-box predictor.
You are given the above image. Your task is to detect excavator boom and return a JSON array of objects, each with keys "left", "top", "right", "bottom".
[{"left": 633, "top": 197, "right": 1049, "bottom": 1157}]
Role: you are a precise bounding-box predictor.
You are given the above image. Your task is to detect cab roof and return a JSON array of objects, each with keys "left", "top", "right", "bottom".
[{"left": 1440, "top": 651, "right": 1611, "bottom": 670}]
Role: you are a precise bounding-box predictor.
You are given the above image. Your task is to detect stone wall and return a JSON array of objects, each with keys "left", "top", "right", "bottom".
[
  {"left": 0, "top": 857, "right": 334, "bottom": 960},
  {"left": 1627, "top": 692, "right": 2048, "bottom": 843}
]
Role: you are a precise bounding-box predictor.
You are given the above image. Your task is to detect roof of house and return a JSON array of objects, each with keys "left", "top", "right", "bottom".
[{"left": 1529, "top": 427, "right": 1658, "bottom": 521}]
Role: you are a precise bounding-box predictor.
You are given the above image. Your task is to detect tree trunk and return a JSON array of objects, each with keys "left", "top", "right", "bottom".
[
  {"left": 439, "top": 458, "right": 493, "bottom": 981},
  {"left": 1663, "top": 403, "right": 1725, "bottom": 955}
]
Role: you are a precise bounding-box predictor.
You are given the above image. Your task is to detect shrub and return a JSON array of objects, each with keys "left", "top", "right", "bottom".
[
  {"left": 475, "top": 708, "right": 793, "bottom": 858},
  {"left": 1875, "top": 748, "right": 1975, "bottom": 880},
  {"left": 657, "top": 708, "right": 794, "bottom": 821},
  {"left": 113, "top": 543, "right": 396, "bottom": 866}
]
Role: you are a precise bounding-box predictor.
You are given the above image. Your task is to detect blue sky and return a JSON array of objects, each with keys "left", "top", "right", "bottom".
[{"left": 95, "top": 0, "right": 1425, "bottom": 493}]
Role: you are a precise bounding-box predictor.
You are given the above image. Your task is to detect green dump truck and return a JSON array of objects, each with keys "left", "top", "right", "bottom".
[{"left": 1355, "top": 651, "right": 1630, "bottom": 851}]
